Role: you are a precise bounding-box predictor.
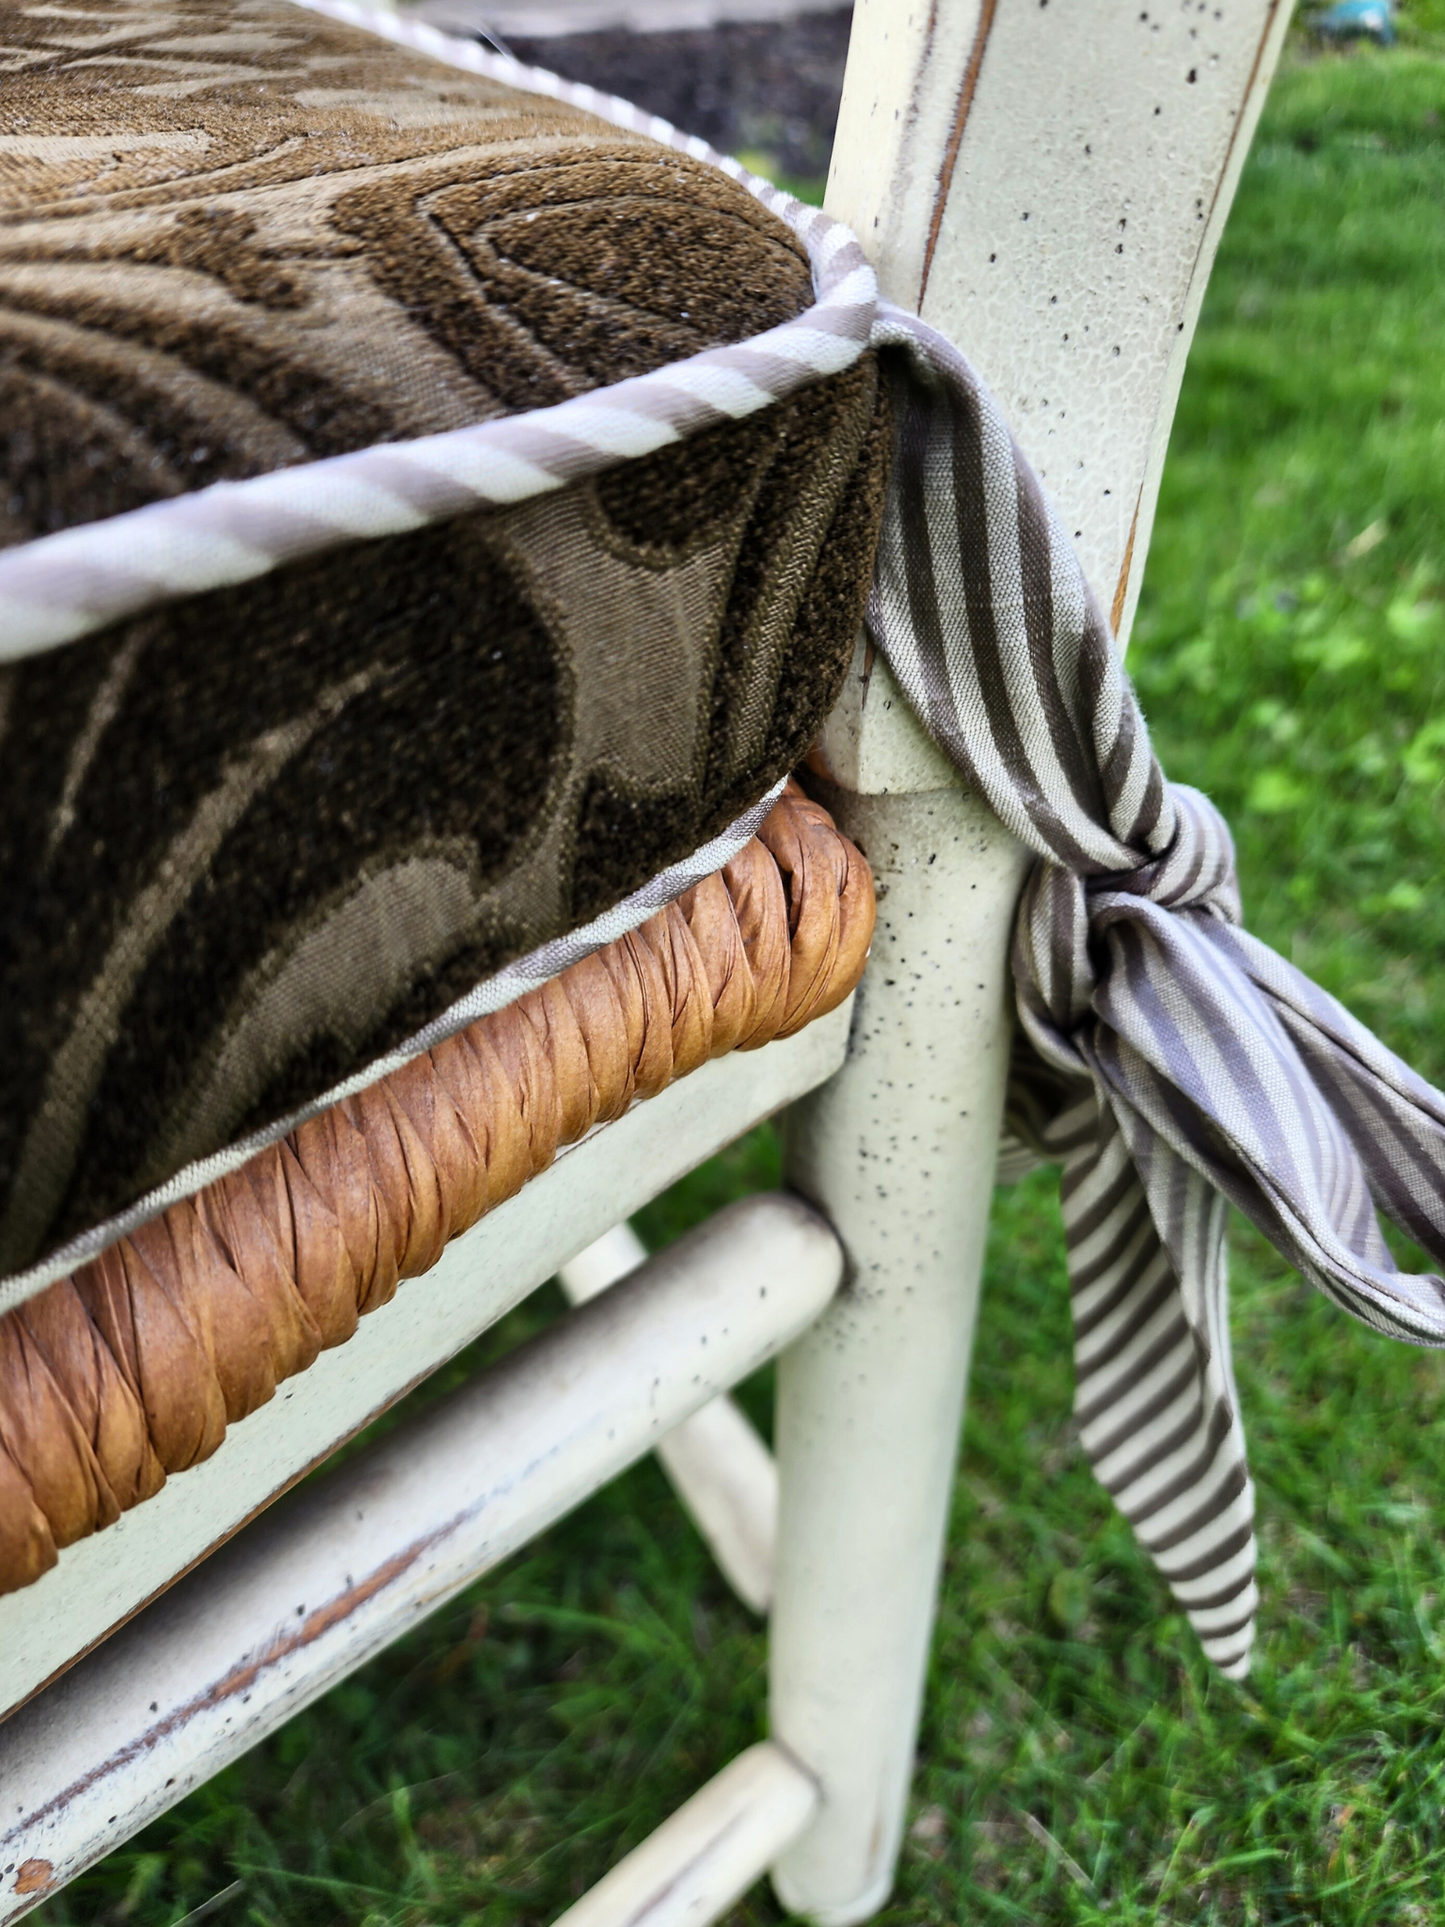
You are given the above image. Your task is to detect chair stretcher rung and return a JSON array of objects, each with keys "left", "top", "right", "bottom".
[
  {"left": 560, "top": 1225, "right": 778, "bottom": 1615},
  {"left": 0, "top": 1007, "right": 850, "bottom": 1728},
  {"left": 550, "top": 1741, "right": 818, "bottom": 1927},
  {"left": 0, "top": 1195, "right": 842, "bottom": 1921}
]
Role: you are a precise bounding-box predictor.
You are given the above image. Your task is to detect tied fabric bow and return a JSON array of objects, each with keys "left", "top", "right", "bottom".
[{"left": 868, "top": 306, "right": 1445, "bottom": 1675}]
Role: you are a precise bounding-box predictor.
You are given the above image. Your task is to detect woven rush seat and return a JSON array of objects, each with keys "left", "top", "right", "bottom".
[
  {"left": 0, "top": 0, "right": 889, "bottom": 1299},
  {"left": 0, "top": 783, "right": 871, "bottom": 1594}
]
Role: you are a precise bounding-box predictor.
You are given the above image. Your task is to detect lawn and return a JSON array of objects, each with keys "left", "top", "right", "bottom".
[{"left": 41, "top": 32, "right": 1445, "bottom": 1927}]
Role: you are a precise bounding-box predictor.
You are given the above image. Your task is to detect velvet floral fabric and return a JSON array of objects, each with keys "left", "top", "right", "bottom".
[{"left": 0, "top": 0, "right": 889, "bottom": 1281}]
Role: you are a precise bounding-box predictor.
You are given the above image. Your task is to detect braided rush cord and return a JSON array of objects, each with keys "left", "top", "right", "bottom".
[
  {"left": 0, "top": 783, "right": 794, "bottom": 1315},
  {"left": 0, "top": 786, "right": 872, "bottom": 1593}
]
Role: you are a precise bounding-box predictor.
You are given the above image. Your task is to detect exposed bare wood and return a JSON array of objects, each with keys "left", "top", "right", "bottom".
[{"left": 830, "top": 0, "right": 1292, "bottom": 648}]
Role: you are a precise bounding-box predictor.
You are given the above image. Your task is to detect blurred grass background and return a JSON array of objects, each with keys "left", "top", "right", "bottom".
[{"left": 41, "top": 28, "right": 1445, "bottom": 1927}]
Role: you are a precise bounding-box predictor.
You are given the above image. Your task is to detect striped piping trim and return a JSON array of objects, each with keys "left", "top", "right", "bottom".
[
  {"left": 0, "top": 3, "right": 877, "bottom": 664},
  {"left": 391, "top": 6, "right": 1445, "bottom": 1681},
  {"left": 0, "top": 25, "right": 862, "bottom": 1305}
]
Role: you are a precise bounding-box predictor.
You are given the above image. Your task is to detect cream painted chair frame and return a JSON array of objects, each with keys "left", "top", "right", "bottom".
[{"left": 0, "top": 2, "right": 1291, "bottom": 1920}]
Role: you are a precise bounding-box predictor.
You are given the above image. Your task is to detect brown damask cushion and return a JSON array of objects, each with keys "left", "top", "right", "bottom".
[{"left": 0, "top": 0, "right": 889, "bottom": 1285}]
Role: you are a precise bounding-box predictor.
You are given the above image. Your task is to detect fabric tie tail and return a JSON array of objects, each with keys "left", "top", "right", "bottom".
[{"left": 867, "top": 303, "right": 1445, "bottom": 1675}]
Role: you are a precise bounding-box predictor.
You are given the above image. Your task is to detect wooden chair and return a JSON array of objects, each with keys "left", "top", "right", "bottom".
[{"left": 0, "top": 0, "right": 1290, "bottom": 1920}]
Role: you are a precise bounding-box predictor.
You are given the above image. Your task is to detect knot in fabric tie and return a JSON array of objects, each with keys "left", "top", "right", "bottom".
[
  {"left": 1092, "top": 781, "right": 1243, "bottom": 918},
  {"left": 1016, "top": 781, "right": 1243, "bottom": 1077},
  {"left": 866, "top": 303, "right": 1445, "bottom": 1677}
]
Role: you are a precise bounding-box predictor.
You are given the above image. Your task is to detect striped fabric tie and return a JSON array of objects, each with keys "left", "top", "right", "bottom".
[{"left": 869, "top": 307, "right": 1445, "bottom": 1675}]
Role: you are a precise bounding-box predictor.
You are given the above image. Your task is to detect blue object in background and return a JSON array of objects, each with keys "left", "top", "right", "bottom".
[{"left": 1311, "top": 0, "right": 1397, "bottom": 42}]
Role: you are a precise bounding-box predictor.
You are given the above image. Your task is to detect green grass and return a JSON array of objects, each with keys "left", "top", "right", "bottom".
[{"left": 41, "top": 42, "right": 1445, "bottom": 1927}]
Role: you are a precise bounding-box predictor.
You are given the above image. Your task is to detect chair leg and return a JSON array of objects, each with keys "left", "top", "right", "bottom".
[{"left": 769, "top": 782, "right": 1028, "bottom": 1925}]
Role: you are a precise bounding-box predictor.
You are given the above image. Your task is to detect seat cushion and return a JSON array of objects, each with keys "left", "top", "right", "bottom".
[{"left": 0, "top": 0, "right": 889, "bottom": 1286}]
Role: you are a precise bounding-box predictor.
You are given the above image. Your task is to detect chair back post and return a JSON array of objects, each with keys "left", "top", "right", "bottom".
[
  {"left": 771, "top": 4, "right": 1290, "bottom": 1922},
  {"left": 831, "top": 0, "right": 1293, "bottom": 643}
]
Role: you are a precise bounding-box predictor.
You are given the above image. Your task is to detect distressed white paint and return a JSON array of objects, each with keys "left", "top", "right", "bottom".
[
  {"left": 770, "top": 786, "right": 1029, "bottom": 1925},
  {"left": 650, "top": 1389, "right": 777, "bottom": 1616},
  {"left": 561, "top": 1225, "right": 778, "bottom": 1614},
  {"left": 3, "top": 1, "right": 1297, "bottom": 1913},
  {"left": 813, "top": 629, "right": 960, "bottom": 797},
  {"left": 829, "top": 0, "right": 1291, "bottom": 645},
  {"left": 0, "top": 1196, "right": 843, "bottom": 1920},
  {"left": 558, "top": 1222, "right": 653, "bottom": 1304},
  {"left": 0, "top": 1006, "right": 848, "bottom": 1723},
  {"left": 771, "top": 7, "right": 1289, "bottom": 1918},
  {"left": 550, "top": 1742, "right": 818, "bottom": 1927}
]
